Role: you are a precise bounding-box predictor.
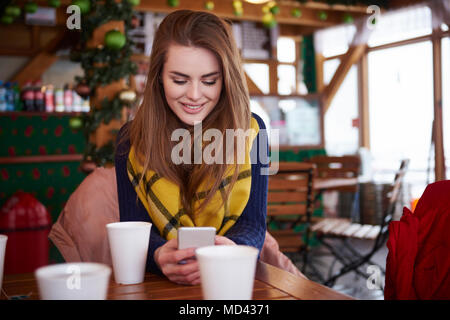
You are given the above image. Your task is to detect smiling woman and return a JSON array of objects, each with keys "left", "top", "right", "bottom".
[{"left": 113, "top": 10, "right": 270, "bottom": 286}]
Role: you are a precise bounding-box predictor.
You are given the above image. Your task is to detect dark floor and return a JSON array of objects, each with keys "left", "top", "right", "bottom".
[{"left": 287, "top": 238, "right": 387, "bottom": 300}]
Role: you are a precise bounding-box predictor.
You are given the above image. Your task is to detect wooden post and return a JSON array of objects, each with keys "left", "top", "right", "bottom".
[
  {"left": 357, "top": 53, "right": 370, "bottom": 149},
  {"left": 432, "top": 31, "right": 446, "bottom": 181},
  {"left": 315, "top": 53, "right": 325, "bottom": 94}
]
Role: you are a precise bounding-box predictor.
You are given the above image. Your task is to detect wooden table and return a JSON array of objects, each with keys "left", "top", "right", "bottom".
[{"left": 1, "top": 261, "right": 354, "bottom": 300}]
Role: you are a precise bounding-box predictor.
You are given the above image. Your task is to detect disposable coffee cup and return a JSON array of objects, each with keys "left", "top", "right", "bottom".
[
  {"left": 0, "top": 235, "right": 7, "bottom": 291},
  {"left": 35, "top": 262, "right": 111, "bottom": 300},
  {"left": 106, "top": 221, "right": 151, "bottom": 285},
  {"left": 195, "top": 245, "right": 259, "bottom": 300}
]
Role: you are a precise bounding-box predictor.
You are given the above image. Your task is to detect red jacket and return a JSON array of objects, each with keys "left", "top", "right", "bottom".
[{"left": 385, "top": 180, "right": 450, "bottom": 300}]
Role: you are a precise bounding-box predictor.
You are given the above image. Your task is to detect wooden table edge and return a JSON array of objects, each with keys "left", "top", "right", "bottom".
[{"left": 255, "top": 261, "right": 355, "bottom": 300}]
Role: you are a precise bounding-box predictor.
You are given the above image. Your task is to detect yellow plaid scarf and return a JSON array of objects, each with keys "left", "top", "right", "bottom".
[{"left": 127, "top": 117, "right": 260, "bottom": 240}]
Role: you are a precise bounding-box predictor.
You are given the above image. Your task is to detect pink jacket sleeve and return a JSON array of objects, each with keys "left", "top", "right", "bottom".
[{"left": 48, "top": 167, "right": 119, "bottom": 267}]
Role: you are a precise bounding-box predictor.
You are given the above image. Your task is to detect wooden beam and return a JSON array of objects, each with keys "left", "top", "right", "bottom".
[
  {"left": 431, "top": 32, "right": 446, "bottom": 181},
  {"left": 31, "top": 26, "right": 41, "bottom": 52},
  {"left": 322, "top": 43, "right": 366, "bottom": 113},
  {"left": 315, "top": 53, "right": 325, "bottom": 93},
  {"left": 357, "top": 53, "right": 370, "bottom": 149},
  {"left": 322, "top": 18, "right": 372, "bottom": 112},
  {"left": 136, "top": 0, "right": 368, "bottom": 27},
  {"left": 429, "top": 0, "right": 447, "bottom": 181},
  {"left": 11, "top": 0, "right": 369, "bottom": 29},
  {"left": 268, "top": 59, "right": 278, "bottom": 95},
  {"left": 0, "top": 154, "right": 83, "bottom": 165},
  {"left": 245, "top": 72, "right": 264, "bottom": 95},
  {"left": 11, "top": 29, "right": 66, "bottom": 86}
]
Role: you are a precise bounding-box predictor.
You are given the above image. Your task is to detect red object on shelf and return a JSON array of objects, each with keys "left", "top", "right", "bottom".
[{"left": 0, "top": 191, "right": 52, "bottom": 274}]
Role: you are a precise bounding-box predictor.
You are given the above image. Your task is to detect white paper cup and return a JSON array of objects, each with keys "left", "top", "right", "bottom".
[
  {"left": 195, "top": 245, "right": 259, "bottom": 300},
  {"left": 35, "top": 262, "right": 111, "bottom": 300},
  {"left": 106, "top": 221, "right": 151, "bottom": 285},
  {"left": 0, "top": 235, "right": 7, "bottom": 291}
]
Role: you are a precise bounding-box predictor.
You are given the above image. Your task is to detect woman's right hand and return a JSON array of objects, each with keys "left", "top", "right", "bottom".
[{"left": 154, "top": 238, "right": 200, "bottom": 286}]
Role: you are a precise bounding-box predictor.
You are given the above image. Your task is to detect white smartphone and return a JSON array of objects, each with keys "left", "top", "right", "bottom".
[{"left": 177, "top": 227, "right": 216, "bottom": 250}]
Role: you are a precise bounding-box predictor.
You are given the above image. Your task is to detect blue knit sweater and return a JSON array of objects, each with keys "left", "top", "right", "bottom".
[{"left": 115, "top": 113, "right": 268, "bottom": 275}]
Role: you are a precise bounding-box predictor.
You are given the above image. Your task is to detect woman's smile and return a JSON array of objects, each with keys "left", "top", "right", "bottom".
[{"left": 162, "top": 45, "right": 223, "bottom": 125}]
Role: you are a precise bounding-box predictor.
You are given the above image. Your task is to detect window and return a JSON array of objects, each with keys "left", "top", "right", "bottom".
[
  {"left": 368, "top": 5, "right": 432, "bottom": 47},
  {"left": 277, "top": 37, "right": 296, "bottom": 63},
  {"left": 323, "top": 59, "right": 359, "bottom": 156},
  {"left": 368, "top": 41, "right": 434, "bottom": 198},
  {"left": 250, "top": 96, "right": 322, "bottom": 147},
  {"left": 315, "top": 24, "right": 356, "bottom": 58},
  {"left": 243, "top": 63, "right": 270, "bottom": 94},
  {"left": 277, "top": 64, "right": 296, "bottom": 95},
  {"left": 277, "top": 37, "right": 298, "bottom": 95}
]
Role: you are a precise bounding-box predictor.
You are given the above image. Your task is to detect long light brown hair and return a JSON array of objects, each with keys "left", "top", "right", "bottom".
[{"left": 124, "top": 10, "right": 251, "bottom": 217}]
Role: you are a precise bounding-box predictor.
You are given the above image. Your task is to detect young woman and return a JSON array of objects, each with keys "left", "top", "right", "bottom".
[{"left": 115, "top": 10, "right": 268, "bottom": 285}]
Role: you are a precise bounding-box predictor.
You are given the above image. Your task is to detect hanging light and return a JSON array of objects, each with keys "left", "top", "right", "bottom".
[{"left": 244, "top": 0, "right": 270, "bottom": 4}]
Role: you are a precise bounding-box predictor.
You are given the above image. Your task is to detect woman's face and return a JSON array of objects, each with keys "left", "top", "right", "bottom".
[{"left": 161, "top": 44, "right": 223, "bottom": 126}]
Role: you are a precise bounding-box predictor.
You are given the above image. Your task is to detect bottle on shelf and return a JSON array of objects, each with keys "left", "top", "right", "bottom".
[
  {"left": 64, "top": 84, "right": 73, "bottom": 112},
  {"left": 82, "top": 97, "right": 90, "bottom": 113},
  {"left": 22, "top": 81, "right": 35, "bottom": 112},
  {"left": 34, "top": 80, "right": 45, "bottom": 112},
  {"left": 55, "top": 86, "right": 64, "bottom": 112},
  {"left": 4, "top": 82, "right": 15, "bottom": 111},
  {"left": 12, "top": 82, "right": 22, "bottom": 111},
  {"left": 45, "top": 85, "right": 55, "bottom": 112},
  {"left": 72, "top": 90, "right": 82, "bottom": 112},
  {"left": 0, "top": 81, "right": 6, "bottom": 112}
]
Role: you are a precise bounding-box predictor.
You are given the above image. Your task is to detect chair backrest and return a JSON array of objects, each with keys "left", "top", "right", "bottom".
[
  {"left": 307, "top": 155, "right": 361, "bottom": 179},
  {"left": 375, "top": 159, "right": 409, "bottom": 246},
  {"left": 267, "top": 162, "right": 316, "bottom": 223}
]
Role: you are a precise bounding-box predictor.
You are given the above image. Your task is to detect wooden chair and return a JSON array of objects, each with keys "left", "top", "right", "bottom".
[
  {"left": 311, "top": 159, "right": 409, "bottom": 287},
  {"left": 266, "top": 162, "right": 316, "bottom": 274},
  {"left": 307, "top": 154, "right": 361, "bottom": 222},
  {"left": 306, "top": 155, "right": 361, "bottom": 192}
]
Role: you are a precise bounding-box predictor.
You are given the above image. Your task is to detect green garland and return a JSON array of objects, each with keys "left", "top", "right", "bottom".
[
  {"left": 78, "top": 0, "right": 134, "bottom": 43},
  {"left": 84, "top": 140, "right": 116, "bottom": 166},
  {"left": 74, "top": 43, "right": 137, "bottom": 89},
  {"left": 70, "top": 0, "right": 137, "bottom": 167}
]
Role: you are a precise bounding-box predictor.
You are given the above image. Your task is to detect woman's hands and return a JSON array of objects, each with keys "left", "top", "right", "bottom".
[
  {"left": 154, "top": 236, "right": 236, "bottom": 286},
  {"left": 154, "top": 239, "right": 200, "bottom": 286}
]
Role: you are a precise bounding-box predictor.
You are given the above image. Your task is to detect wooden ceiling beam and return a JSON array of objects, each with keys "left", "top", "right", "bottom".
[
  {"left": 322, "top": 18, "right": 372, "bottom": 112},
  {"left": 13, "top": 0, "right": 367, "bottom": 27},
  {"left": 136, "top": 0, "right": 368, "bottom": 27},
  {"left": 11, "top": 28, "right": 67, "bottom": 86}
]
